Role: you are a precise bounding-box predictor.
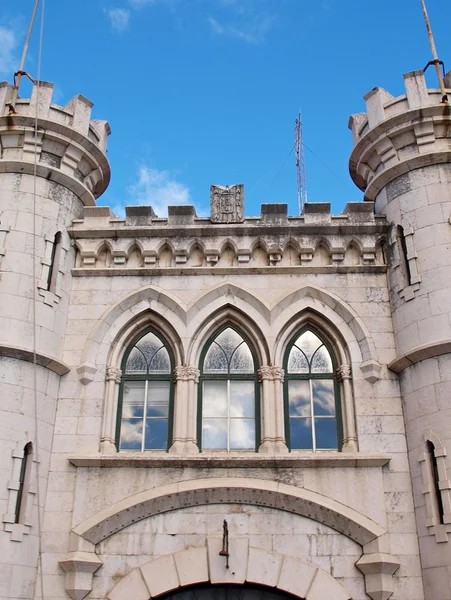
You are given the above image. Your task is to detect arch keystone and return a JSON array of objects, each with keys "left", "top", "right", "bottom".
[{"left": 174, "top": 547, "right": 209, "bottom": 587}]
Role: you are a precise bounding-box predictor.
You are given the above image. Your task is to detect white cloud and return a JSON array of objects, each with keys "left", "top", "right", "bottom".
[
  {"left": 107, "top": 8, "right": 131, "bottom": 32},
  {"left": 128, "top": 165, "right": 192, "bottom": 217},
  {"left": 208, "top": 12, "right": 274, "bottom": 44},
  {"left": 0, "top": 25, "right": 18, "bottom": 76}
]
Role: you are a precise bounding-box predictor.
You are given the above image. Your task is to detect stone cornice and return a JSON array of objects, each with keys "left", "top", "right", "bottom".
[
  {"left": 68, "top": 452, "right": 391, "bottom": 469},
  {"left": 0, "top": 344, "right": 70, "bottom": 376},
  {"left": 389, "top": 339, "right": 451, "bottom": 373},
  {"left": 72, "top": 265, "right": 387, "bottom": 277}
]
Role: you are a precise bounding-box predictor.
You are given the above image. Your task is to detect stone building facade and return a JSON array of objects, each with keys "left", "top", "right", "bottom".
[{"left": 0, "top": 69, "right": 450, "bottom": 600}]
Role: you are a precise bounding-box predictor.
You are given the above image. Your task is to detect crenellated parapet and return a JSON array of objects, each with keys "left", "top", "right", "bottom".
[
  {"left": 70, "top": 201, "right": 388, "bottom": 273},
  {"left": 349, "top": 70, "right": 451, "bottom": 203},
  {"left": 0, "top": 80, "right": 110, "bottom": 205}
]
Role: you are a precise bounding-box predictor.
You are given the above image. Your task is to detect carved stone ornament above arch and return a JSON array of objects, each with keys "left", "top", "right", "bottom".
[{"left": 64, "top": 479, "right": 399, "bottom": 600}]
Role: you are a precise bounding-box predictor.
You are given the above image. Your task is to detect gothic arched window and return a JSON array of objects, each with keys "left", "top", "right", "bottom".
[
  {"left": 117, "top": 330, "right": 173, "bottom": 451},
  {"left": 199, "top": 327, "right": 259, "bottom": 451},
  {"left": 284, "top": 329, "right": 341, "bottom": 451}
]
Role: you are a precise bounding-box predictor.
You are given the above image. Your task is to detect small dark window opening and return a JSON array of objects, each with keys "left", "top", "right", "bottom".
[
  {"left": 47, "top": 231, "right": 62, "bottom": 293},
  {"left": 428, "top": 441, "right": 445, "bottom": 525},
  {"left": 14, "top": 442, "right": 32, "bottom": 524},
  {"left": 396, "top": 225, "right": 412, "bottom": 286}
]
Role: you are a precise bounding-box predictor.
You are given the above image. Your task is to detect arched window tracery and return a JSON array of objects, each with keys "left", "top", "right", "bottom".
[
  {"left": 199, "top": 326, "right": 259, "bottom": 451},
  {"left": 117, "top": 329, "right": 174, "bottom": 451},
  {"left": 284, "top": 328, "right": 342, "bottom": 451}
]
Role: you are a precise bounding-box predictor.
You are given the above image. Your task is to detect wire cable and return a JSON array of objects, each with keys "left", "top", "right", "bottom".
[
  {"left": 30, "top": 1, "right": 46, "bottom": 599},
  {"left": 302, "top": 141, "right": 355, "bottom": 192}
]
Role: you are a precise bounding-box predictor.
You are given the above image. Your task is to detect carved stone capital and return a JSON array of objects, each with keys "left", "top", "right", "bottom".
[
  {"left": 272, "top": 367, "right": 285, "bottom": 382},
  {"left": 258, "top": 366, "right": 285, "bottom": 382},
  {"left": 337, "top": 364, "right": 352, "bottom": 381},
  {"left": 174, "top": 366, "right": 200, "bottom": 383},
  {"left": 106, "top": 366, "right": 122, "bottom": 384}
]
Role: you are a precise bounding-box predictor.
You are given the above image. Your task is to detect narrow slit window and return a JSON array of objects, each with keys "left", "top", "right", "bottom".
[
  {"left": 47, "top": 231, "right": 62, "bottom": 293},
  {"left": 15, "top": 442, "right": 32, "bottom": 524},
  {"left": 396, "top": 225, "right": 412, "bottom": 286},
  {"left": 427, "top": 441, "right": 445, "bottom": 525}
]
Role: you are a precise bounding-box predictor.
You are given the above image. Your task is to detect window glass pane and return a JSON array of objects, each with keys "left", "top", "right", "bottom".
[
  {"left": 202, "top": 419, "right": 227, "bottom": 449},
  {"left": 145, "top": 418, "right": 168, "bottom": 450},
  {"left": 204, "top": 343, "right": 228, "bottom": 374},
  {"left": 215, "top": 328, "right": 243, "bottom": 361},
  {"left": 230, "top": 419, "right": 255, "bottom": 450},
  {"left": 288, "top": 380, "right": 311, "bottom": 417},
  {"left": 125, "top": 347, "right": 147, "bottom": 374},
  {"left": 230, "top": 381, "right": 255, "bottom": 417},
  {"left": 290, "top": 418, "right": 313, "bottom": 450},
  {"left": 120, "top": 419, "right": 143, "bottom": 450},
  {"left": 147, "top": 381, "right": 170, "bottom": 417},
  {"left": 288, "top": 347, "right": 309, "bottom": 374},
  {"left": 203, "top": 381, "right": 228, "bottom": 417},
  {"left": 149, "top": 347, "right": 171, "bottom": 374},
  {"left": 122, "top": 381, "right": 146, "bottom": 418},
  {"left": 315, "top": 418, "right": 338, "bottom": 449},
  {"left": 230, "top": 343, "right": 254, "bottom": 374},
  {"left": 311, "top": 346, "right": 333, "bottom": 373},
  {"left": 312, "top": 380, "right": 336, "bottom": 416},
  {"left": 136, "top": 332, "right": 163, "bottom": 364},
  {"left": 295, "top": 331, "right": 322, "bottom": 361}
]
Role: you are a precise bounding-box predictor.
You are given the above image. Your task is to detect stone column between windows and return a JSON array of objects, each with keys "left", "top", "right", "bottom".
[
  {"left": 258, "top": 366, "right": 288, "bottom": 455},
  {"left": 170, "top": 366, "right": 200, "bottom": 454},
  {"left": 100, "top": 367, "right": 122, "bottom": 454},
  {"left": 337, "top": 364, "right": 358, "bottom": 452}
]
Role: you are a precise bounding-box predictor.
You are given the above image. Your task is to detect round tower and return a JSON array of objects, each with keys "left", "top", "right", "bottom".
[
  {"left": 0, "top": 81, "right": 110, "bottom": 598},
  {"left": 349, "top": 70, "right": 451, "bottom": 599}
]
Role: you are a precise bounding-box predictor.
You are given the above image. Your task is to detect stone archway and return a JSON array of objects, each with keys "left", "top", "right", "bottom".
[
  {"left": 105, "top": 547, "right": 352, "bottom": 600},
  {"left": 159, "top": 583, "right": 334, "bottom": 600}
]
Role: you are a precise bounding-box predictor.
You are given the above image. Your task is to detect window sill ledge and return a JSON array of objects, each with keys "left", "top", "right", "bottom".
[{"left": 68, "top": 452, "right": 391, "bottom": 469}]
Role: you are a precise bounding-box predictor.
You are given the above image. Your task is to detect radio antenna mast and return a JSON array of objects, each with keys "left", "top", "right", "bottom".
[
  {"left": 419, "top": 0, "right": 448, "bottom": 104},
  {"left": 294, "top": 112, "right": 308, "bottom": 214}
]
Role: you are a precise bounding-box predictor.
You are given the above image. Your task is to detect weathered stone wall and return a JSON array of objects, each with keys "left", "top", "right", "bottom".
[
  {"left": 349, "top": 69, "right": 451, "bottom": 600},
  {"left": 39, "top": 247, "right": 423, "bottom": 599}
]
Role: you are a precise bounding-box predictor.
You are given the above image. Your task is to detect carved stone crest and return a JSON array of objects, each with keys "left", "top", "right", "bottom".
[{"left": 210, "top": 185, "right": 244, "bottom": 223}]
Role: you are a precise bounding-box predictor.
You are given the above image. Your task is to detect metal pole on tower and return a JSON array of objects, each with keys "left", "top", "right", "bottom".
[
  {"left": 419, "top": 0, "right": 448, "bottom": 104},
  {"left": 294, "top": 112, "right": 308, "bottom": 214}
]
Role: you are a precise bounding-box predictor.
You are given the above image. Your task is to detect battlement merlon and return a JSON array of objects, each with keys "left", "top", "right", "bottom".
[
  {"left": 0, "top": 81, "right": 111, "bottom": 205},
  {"left": 70, "top": 201, "right": 386, "bottom": 235},
  {"left": 348, "top": 70, "right": 451, "bottom": 200}
]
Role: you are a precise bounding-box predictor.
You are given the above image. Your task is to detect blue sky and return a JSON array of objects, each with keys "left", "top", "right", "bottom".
[{"left": 1, "top": 0, "right": 450, "bottom": 217}]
